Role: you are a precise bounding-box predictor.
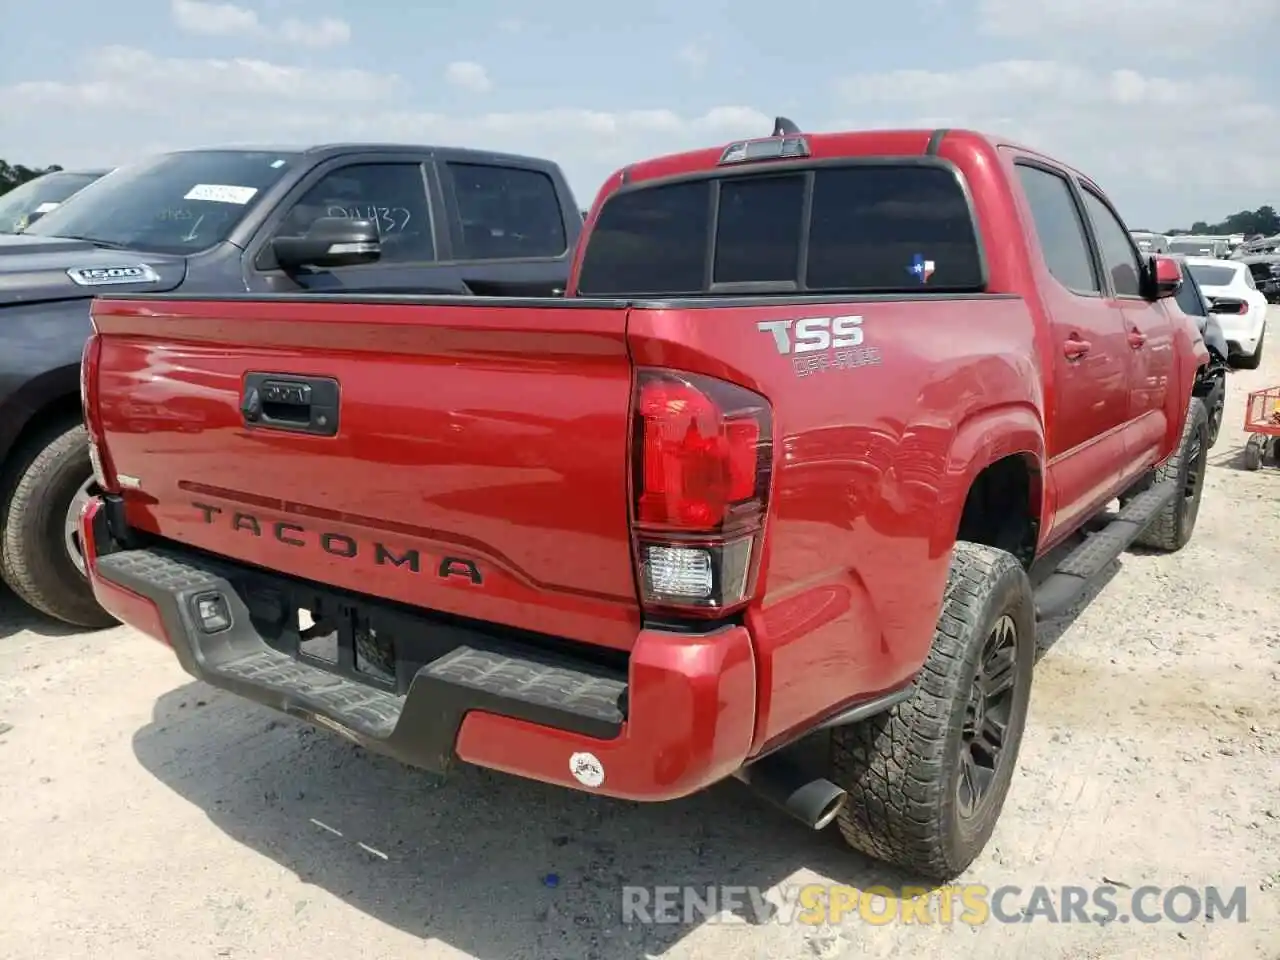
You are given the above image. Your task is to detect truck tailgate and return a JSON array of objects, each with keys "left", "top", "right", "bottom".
[{"left": 89, "top": 296, "right": 641, "bottom": 649}]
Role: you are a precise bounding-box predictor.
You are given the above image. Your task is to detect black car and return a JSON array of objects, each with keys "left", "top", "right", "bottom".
[
  {"left": 0, "top": 168, "right": 111, "bottom": 234},
  {"left": 0, "top": 143, "right": 584, "bottom": 628},
  {"left": 1235, "top": 254, "right": 1280, "bottom": 303},
  {"left": 1168, "top": 254, "right": 1230, "bottom": 447}
]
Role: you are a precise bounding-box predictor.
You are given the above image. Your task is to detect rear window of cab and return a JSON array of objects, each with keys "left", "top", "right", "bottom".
[{"left": 576, "top": 163, "right": 985, "bottom": 297}]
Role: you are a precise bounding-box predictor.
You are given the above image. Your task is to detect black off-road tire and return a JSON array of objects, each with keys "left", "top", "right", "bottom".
[
  {"left": 0, "top": 422, "right": 117, "bottom": 628},
  {"left": 1234, "top": 327, "right": 1264, "bottom": 370},
  {"left": 1133, "top": 397, "right": 1209, "bottom": 552},
  {"left": 1201, "top": 377, "right": 1225, "bottom": 449},
  {"left": 829, "top": 541, "right": 1035, "bottom": 881}
]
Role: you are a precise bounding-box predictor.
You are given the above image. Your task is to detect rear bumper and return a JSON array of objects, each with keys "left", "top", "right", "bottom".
[
  {"left": 1220, "top": 312, "right": 1266, "bottom": 356},
  {"left": 81, "top": 496, "right": 756, "bottom": 801}
]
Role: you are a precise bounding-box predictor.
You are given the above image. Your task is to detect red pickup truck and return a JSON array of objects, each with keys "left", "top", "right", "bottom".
[{"left": 78, "top": 121, "right": 1211, "bottom": 881}]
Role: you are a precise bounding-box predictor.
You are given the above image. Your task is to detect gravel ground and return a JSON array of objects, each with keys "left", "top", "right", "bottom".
[{"left": 1, "top": 313, "right": 1278, "bottom": 960}]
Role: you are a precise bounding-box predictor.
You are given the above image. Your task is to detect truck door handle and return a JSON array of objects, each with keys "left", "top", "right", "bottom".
[
  {"left": 1127, "top": 328, "right": 1147, "bottom": 349},
  {"left": 1063, "top": 336, "right": 1092, "bottom": 360},
  {"left": 242, "top": 373, "right": 340, "bottom": 437}
]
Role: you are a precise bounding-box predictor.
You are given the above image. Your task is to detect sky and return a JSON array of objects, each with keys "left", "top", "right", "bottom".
[{"left": 1, "top": 0, "right": 1277, "bottom": 232}]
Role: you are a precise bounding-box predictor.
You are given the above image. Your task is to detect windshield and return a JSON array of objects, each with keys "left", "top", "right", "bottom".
[
  {"left": 0, "top": 172, "right": 104, "bottom": 234},
  {"left": 577, "top": 163, "right": 984, "bottom": 296},
  {"left": 1187, "top": 263, "right": 1239, "bottom": 287},
  {"left": 25, "top": 150, "right": 299, "bottom": 253}
]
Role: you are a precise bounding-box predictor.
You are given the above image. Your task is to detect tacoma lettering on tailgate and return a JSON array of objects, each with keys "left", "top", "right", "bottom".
[{"left": 191, "top": 501, "right": 483, "bottom": 584}]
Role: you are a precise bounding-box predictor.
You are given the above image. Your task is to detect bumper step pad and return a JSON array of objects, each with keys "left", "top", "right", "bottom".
[{"left": 95, "top": 546, "right": 627, "bottom": 771}]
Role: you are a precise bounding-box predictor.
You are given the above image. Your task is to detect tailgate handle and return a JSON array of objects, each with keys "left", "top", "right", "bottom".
[{"left": 242, "top": 373, "right": 340, "bottom": 437}]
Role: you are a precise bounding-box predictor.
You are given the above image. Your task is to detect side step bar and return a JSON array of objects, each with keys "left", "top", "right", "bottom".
[{"left": 1033, "top": 479, "right": 1177, "bottom": 621}]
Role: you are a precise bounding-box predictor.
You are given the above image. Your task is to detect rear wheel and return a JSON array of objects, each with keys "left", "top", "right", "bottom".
[
  {"left": 828, "top": 541, "right": 1035, "bottom": 881},
  {"left": 0, "top": 422, "right": 117, "bottom": 628},
  {"left": 1134, "top": 398, "right": 1208, "bottom": 552},
  {"left": 1201, "top": 377, "right": 1225, "bottom": 448}
]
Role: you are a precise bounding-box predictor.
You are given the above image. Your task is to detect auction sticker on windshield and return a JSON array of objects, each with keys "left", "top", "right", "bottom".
[{"left": 184, "top": 184, "right": 259, "bottom": 205}]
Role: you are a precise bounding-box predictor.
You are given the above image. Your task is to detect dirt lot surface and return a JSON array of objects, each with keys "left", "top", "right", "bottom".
[{"left": 2, "top": 312, "right": 1278, "bottom": 960}]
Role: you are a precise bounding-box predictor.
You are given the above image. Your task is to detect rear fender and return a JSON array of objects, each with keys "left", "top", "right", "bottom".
[
  {"left": 0, "top": 362, "right": 83, "bottom": 468},
  {"left": 0, "top": 299, "right": 93, "bottom": 465},
  {"left": 931, "top": 402, "right": 1047, "bottom": 558}
]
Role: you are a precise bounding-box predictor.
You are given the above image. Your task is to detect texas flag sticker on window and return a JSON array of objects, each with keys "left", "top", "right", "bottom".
[{"left": 908, "top": 254, "right": 936, "bottom": 283}]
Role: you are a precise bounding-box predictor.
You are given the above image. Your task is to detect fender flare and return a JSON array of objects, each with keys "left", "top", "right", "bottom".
[
  {"left": 930, "top": 401, "right": 1047, "bottom": 557},
  {"left": 0, "top": 362, "right": 82, "bottom": 468}
]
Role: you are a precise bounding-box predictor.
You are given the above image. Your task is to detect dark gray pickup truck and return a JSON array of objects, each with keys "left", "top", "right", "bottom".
[{"left": 0, "top": 142, "right": 583, "bottom": 627}]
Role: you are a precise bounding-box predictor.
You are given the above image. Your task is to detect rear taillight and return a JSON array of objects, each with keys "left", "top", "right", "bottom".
[
  {"left": 80, "top": 333, "right": 118, "bottom": 493},
  {"left": 1211, "top": 298, "right": 1248, "bottom": 315},
  {"left": 629, "top": 368, "right": 772, "bottom": 617}
]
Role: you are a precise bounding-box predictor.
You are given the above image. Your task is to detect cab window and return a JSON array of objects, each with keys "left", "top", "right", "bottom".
[
  {"left": 1080, "top": 187, "right": 1143, "bottom": 297},
  {"left": 445, "top": 162, "right": 568, "bottom": 261},
  {"left": 276, "top": 163, "right": 436, "bottom": 263}
]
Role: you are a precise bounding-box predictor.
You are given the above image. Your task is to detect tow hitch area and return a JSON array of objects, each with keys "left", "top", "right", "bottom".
[{"left": 93, "top": 545, "right": 629, "bottom": 773}]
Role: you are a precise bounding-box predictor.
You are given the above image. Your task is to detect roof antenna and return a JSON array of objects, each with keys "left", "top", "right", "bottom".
[{"left": 772, "top": 116, "right": 801, "bottom": 137}]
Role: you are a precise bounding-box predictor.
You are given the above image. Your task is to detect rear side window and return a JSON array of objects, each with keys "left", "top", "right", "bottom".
[
  {"left": 1014, "top": 164, "right": 1099, "bottom": 294},
  {"left": 1080, "top": 188, "right": 1143, "bottom": 297},
  {"left": 446, "top": 162, "right": 568, "bottom": 260},
  {"left": 578, "top": 180, "right": 709, "bottom": 294},
  {"left": 805, "top": 166, "right": 983, "bottom": 291},
  {"left": 576, "top": 164, "right": 984, "bottom": 296}
]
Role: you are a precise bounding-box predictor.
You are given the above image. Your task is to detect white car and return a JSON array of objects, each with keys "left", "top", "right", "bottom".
[{"left": 1183, "top": 257, "right": 1268, "bottom": 369}]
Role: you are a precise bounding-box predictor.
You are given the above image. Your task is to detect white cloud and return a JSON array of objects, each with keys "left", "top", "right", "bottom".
[
  {"left": 19, "top": 45, "right": 400, "bottom": 104},
  {"left": 677, "top": 43, "right": 709, "bottom": 72},
  {"left": 444, "top": 61, "right": 493, "bottom": 93},
  {"left": 276, "top": 17, "right": 351, "bottom": 49},
  {"left": 833, "top": 58, "right": 1279, "bottom": 228},
  {"left": 976, "top": 0, "right": 1280, "bottom": 60},
  {"left": 171, "top": 0, "right": 258, "bottom": 35},
  {"left": 170, "top": 0, "right": 351, "bottom": 49},
  {"left": 5, "top": 22, "right": 1274, "bottom": 228},
  {"left": 0, "top": 48, "right": 772, "bottom": 207}
]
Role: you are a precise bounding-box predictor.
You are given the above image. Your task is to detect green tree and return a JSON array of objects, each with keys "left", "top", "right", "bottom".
[
  {"left": 0, "top": 159, "right": 64, "bottom": 195},
  {"left": 1166, "top": 206, "right": 1280, "bottom": 237}
]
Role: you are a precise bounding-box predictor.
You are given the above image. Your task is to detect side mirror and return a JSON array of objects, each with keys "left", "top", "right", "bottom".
[
  {"left": 1148, "top": 254, "right": 1182, "bottom": 299},
  {"left": 272, "top": 217, "right": 381, "bottom": 271},
  {"left": 25, "top": 210, "right": 46, "bottom": 226}
]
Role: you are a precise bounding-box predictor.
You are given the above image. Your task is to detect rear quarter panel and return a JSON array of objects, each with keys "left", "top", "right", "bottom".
[{"left": 628, "top": 294, "right": 1044, "bottom": 751}]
